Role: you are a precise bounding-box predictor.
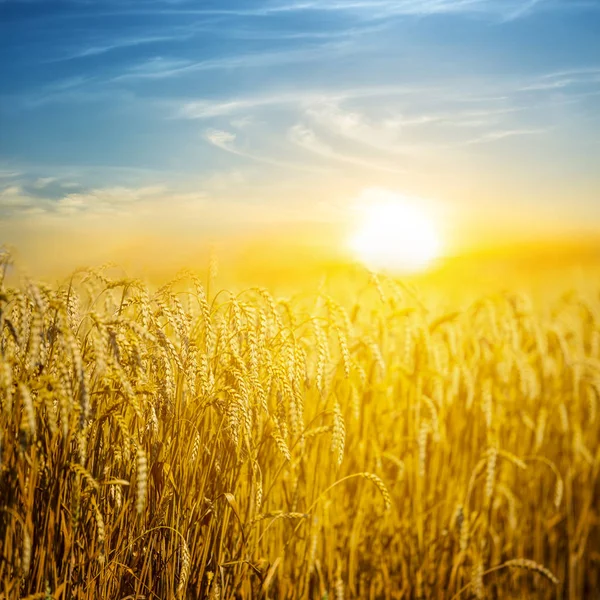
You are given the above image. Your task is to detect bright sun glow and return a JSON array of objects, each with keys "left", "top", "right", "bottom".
[{"left": 350, "top": 192, "right": 442, "bottom": 273}]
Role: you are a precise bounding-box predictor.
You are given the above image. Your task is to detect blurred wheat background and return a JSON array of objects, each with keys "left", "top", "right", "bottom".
[{"left": 0, "top": 248, "right": 599, "bottom": 600}]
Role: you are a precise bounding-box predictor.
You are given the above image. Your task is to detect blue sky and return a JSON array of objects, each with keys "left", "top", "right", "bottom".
[{"left": 1, "top": 0, "right": 599, "bottom": 261}]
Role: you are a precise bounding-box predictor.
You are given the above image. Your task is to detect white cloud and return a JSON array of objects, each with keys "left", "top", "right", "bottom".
[
  {"left": 179, "top": 96, "right": 294, "bottom": 119},
  {"left": 0, "top": 170, "right": 21, "bottom": 179},
  {"left": 117, "top": 57, "right": 194, "bottom": 79},
  {"left": 56, "top": 33, "right": 189, "bottom": 61},
  {"left": 288, "top": 124, "right": 335, "bottom": 157},
  {"left": 204, "top": 128, "right": 328, "bottom": 172},
  {"left": 305, "top": 101, "right": 412, "bottom": 154},
  {"left": 118, "top": 41, "right": 349, "bottom": 81},
  {"left": 0, "top": 186, "right": 31, "bottom": 207},
  {"left": 33, "top": 177, "right": 58, "bottom": 189},
  {"left": 56, "top": 195, "right": 86, "bottom": 215},
  {"left": 230, "top": 116, "right": 255, "bottom": 129},
  {"left": 55, "top": 185, "right": 168, "bottom": 214},
  {"left": 171, "top": 66, "right": 595, "bottom": 176},
  {"left": 137, "top": 0, "right": 581, "bottom": 22},
  {"left": 0, "top": 184, "right": 171, "bottom": 218},
  {"left": 501, "top": 0, "right": 546, "bottom": 21},
  {"left": 0, "top": 185, "right": 45, "bottom": 215},
  {"left": 288, "top": 124, "right": 405, "bottom": 172},
  {"left": 252, "top": 0, "right": 576, "bottom": 21},
  {"left": 463, "top": 128, "right": 547, "bottom": 144},
  {"left": 205, "top": 129, "right": 237, "bottom": 151}
]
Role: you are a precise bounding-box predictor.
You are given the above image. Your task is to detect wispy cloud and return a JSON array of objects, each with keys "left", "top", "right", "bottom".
[
  {"left": 177, "top": 85, "right": 426, "bottom": 120},
  {"left": 0, "top": 176, "right": 339, "bottom": 235},
  {"left": 116, "top": 57, "right": 194, "bottom": 80},
  {"left": 288, "top": 124, "right": 405, "bottom": 173},
  {"left": 0, "top": 170, "right": 22, "bottom": 179},
  {"left": 54, "top": 34, "right": 189, "bottom": 61},
  {"left": 173, "top": 69, "right": 580, "bottom": 170},
  {"left": 0, "top": 182, "right": 171, "bottom": 218},
  {"left": 54, "top": 185, "right": 167, "bottom": 215},
  {"left": 221, "top": 23, "right": 389, "bottom": 42},
  {"left": 116, "top": 41, "right": 350, "bottom": 80},
  {"left": 463, "top": 127, "right": 547, "bottom": 144},
  {"left": 201, "top": 0, "right": 585, "bottom": 22},
  {"left": 63, "top": 0, "right": 590, "bottom": 21},
  {"left": 32, "top": 177, "right": 58, "bottom": 189},
  {"left": 0, "top": 185, "right": 46, "bottom": 217},
  {"left": 518, "top": 67, "right": 600, "bottom": 92},
  {"left": 204, "top": 129, "right": 238, "bottom": 152},
  {"left": 179, "top": 94, "right": 306, "bottom": 119},
  {"left": 156, "top": 61, "right": 597, "bottom": 179},
  {"left": 0, "top": 186, "right": 32, "bottom": 208},
  {"left": 4, "top": 76, "right": 100, "bottom": 109},
  {"left": 500, "top": 0, "right": 546, "bottom": 22},
  {"left": 204, "top": 128, "right": 328, "bottom": 172},
  {"left": 304, "top": 100, "right": 429, "bottom": 155}
]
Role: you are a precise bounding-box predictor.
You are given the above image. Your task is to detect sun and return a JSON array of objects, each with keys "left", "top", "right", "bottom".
[{"left": 349, "top": 192, "right": 442, "bottom": 274}]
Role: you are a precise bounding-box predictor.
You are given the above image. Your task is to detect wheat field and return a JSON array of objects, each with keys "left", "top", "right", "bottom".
[{"left": 0, "top": 252, "right": 599, "bottom": 599}]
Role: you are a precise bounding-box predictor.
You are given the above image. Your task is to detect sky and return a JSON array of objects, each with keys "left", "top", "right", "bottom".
[{"left": 0, "top": 0, "right": 599, "bottom": 269}]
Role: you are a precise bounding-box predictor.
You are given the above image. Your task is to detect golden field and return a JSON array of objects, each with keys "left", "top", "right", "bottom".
[{"left": 0, "top": 248, "right": 599, "bottom": 599}]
